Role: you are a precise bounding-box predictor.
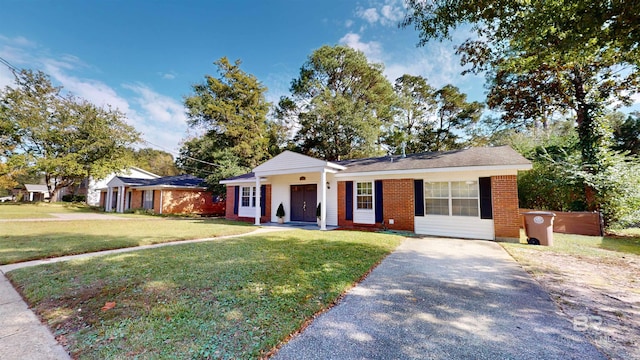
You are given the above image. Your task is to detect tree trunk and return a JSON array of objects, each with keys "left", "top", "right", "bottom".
[{"left": 572, "top": 68, "right": 598, "bottom": 211}]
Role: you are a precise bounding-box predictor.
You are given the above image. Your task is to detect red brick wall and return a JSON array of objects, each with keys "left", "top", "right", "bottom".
[
  {"left": 130, "top": 189, "right": 143, "bottom": 209},
  {"left": 337, "top": 181, "right": 354, "bottom": 228},
  {"left": 337, "top": 180, "right": 413, "bottom": 231},
  {"left": 224, "top": 185, "right": 271, "bottom": 223},
  {"left": 492, "top": 175, "right": 520, "bottom": 240},
  {"left": 382, "top": 179, "right": 414, "bottom": 231},
  {"left": 160, "top": 189, "right": 221, "bottom": 215}
]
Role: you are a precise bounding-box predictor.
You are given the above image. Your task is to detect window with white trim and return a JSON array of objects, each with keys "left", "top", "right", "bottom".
[
  {"left": 425, "top": 181, "right": 479, "bottom": 217},
  {"left": 356, "top": 182, "right": 373, "bottom": 210},
  {"left": 143, "top": 190, "right": 153, "bottom": 209},
  {"left": 241, "top": 186, "right": 256, "bottom": 208}
]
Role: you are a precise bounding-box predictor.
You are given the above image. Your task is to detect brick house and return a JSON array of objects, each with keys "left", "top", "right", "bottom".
[
  {"left": 100, "top": 174, "right": 224, "bottom": 216},
  {"left": 221, "top": 146, "right": 532, "bottom": 242}
]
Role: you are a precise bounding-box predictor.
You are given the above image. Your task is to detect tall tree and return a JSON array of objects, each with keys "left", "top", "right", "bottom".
[
  {"left": 279, "top": 45, "right": 396, "bottom": 160},
  {"left": 183, "top": 57, "right": 270, "bottom": 169},
  {"left": 0, "top": 70, "right": 139, "bottom": 200},
  {"left": 128, "top": 148, "right": 179, "bottom": 176},
  {"left": 421, "top": 84, "right": 483, "bottom": 151},
  {"left": 402, "top": 0, "right": 640, "bottom": 210},
  {"left": 386, "top": 74, "right": 435, "bottom": 154},
  {"left": 180, "top": 57, "right": 270, "bottom": 191}
]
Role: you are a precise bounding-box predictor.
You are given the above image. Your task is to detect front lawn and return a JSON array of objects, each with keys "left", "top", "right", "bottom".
[
  {"left": 0, "top": 218, "right": 254, "bottom": 264},
  {"left": 0, "top": 202, "right": 96, "bottom": 219},
  {"left": 7, "top": 230, "right": 403, "bottom": 359},
  {"left": 502, "top": 230, "right": 640, "bottom": 359}
]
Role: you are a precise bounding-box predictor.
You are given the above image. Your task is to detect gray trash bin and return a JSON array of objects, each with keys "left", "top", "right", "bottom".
[{"left": 523, "top": 211, "right": 556, "bottom": 246}]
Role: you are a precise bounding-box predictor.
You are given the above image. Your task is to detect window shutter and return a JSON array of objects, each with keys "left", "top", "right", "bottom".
[
  {"left": 375, "top": 180, "right": 383, "bottom": 223},
  {"left": 345, "top": 181, "right": 353, "bottom": 221},
  {"left": 260, "top": 185, "right": 266, "bottom": 216},
  {"left": 479, "top": 177, "right": 493, "bottom": 219},
  {"left": 414, "top": 180, "right": 424, "bottom": 216},
  {"left": 141, "top": 191, "right": 144, "bottom": 207},
  {"left": 233, "top": 186, "right": 239, "bottom": 215},
  {"left": 152, "top": 190, "right": 155, "bottom": 209}
]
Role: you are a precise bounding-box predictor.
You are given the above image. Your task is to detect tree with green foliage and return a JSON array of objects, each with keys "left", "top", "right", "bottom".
[
  {"left": 421, "top": 84, "right": 483, "bottom": 151},
  {"left": 610, "top": 112, "right": 640, "bottom": 155},
  {"left": 387, "top": 75, "right": 483, "bottom": 153},
  {"left": 386, "top": 74, "right": 435, "bottom": 154},
  {"left": 278, "top": 45, "right": 396, "bottom": 161},
  {"left": 128, "top": 148, "right": 178, "bottom": 176},
  {"left": 180, "top": 57, "right": 271, "bottom": 192},
  {"left": 403, "top": 0, "right": 640, "bottom": 212},
  {"left": 0, "top": 70, "right": 139, "bottom": 201}
]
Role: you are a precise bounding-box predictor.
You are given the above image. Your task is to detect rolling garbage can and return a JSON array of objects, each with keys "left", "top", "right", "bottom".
[{"left": 523, "top": 211, "right": 556, "bottom": 246}]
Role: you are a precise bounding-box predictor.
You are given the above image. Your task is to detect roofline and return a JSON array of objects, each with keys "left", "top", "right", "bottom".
[
  {"left": 334, "top": 163, "right": 533, "bottom": 178},
  {"left": 126, "top": 166, "right": 161, "bottom": 178},
  {"left": 132, "top": 185, "right": 208, "bottom": 190}
]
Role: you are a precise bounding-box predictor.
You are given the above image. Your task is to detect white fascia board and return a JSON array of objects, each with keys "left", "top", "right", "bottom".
[
  {"left": 255, "top": 166, "right": 340, "bottom": 177},
  {"left": 334, "top": 164, "right": 532, "bottom": 178},
  {"left": 132, "top": 185, "right": 208, "bottom": 191},
  {"left": 219, "top": 177, "right": 270, "bottom": 185}
]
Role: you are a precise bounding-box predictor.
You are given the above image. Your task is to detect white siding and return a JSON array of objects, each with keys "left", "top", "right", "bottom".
[
  {"left": 415, "top": 216, "right": 494, "bottom": 240},
  {"left": 255, "top": 151, "right": 329, "bottom": 174},
  {"left": 267, "top": 173, "right": 338, "bottom": 226}
]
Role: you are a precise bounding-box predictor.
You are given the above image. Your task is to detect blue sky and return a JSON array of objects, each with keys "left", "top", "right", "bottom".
[{"left": 1, "top": 1, "right": 636, "bottom": 155}]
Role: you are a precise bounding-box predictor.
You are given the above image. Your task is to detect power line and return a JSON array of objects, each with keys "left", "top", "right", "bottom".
[{"left": 141, "top": 139, "right": 220, "bottom": 168}]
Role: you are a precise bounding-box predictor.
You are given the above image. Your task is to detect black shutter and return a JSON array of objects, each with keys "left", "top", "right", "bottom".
[
  {"left": 152, "top": 190, "right": 155, "bottom": 209},
  {"left": 414, "top": 180, "right": 424, "bottom": 216},
  {"left": 260, "top": 185, "right": 266, "bottom": 216},
  {"left": 375, "top": 180, "right": 383, "bottom": 223},
  {"left": 345, "top": 181, "right": 353, "bottom": 221},
  {"left": 141, "top": 191, "right": 144, "bottom": 208},
  {"left": 479, "top": 177, "right": 493, "bottom": 219},
  {"left": 233, "top": 186, "right": 239, "bottom": 215}
]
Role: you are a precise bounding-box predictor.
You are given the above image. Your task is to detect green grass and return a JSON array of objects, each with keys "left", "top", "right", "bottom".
[
  {"left": 7, "top": 230, "right": 403, "bottom": 359},
  {"left": 504, "top": 228, "right": 640, "bottom": 257},
  {"left": 0, "top": 202, "right": 97, "bottom": 219},
  {"left": 0, "top": 219, "right": 254, "bottom": 264}
]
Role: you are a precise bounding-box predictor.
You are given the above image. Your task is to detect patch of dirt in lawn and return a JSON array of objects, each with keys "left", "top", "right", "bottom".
[{"left": 506, "top": 247, "right": 640, "bottom": 360}]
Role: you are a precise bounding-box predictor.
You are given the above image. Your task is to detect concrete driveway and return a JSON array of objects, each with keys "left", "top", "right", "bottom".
[{"left": 274, "top": 238, "right": 605, "bottom": 360}]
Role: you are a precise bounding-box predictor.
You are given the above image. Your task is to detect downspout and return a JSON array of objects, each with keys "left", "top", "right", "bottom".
[
  {"left": 320, "top": 170, "right": 327, "bottom": 230},
  {"left": 255, "top": 176, "right": 261, "bottom": 225}
]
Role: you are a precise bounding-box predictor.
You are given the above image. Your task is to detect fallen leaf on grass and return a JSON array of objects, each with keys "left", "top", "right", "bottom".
[{"left": 101, "top": 302, "right": 116, "bottom": 311}]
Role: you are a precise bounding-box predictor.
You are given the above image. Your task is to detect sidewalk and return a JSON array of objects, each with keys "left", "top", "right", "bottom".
[{"left": 0, "top": 225, "right": 292, "bottom": 360}]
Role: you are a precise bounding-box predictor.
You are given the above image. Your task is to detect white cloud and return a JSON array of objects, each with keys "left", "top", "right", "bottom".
[
  {"left": 0, "top": 35, "right": 188, "bottom": 153},
  {"left": 356, "top": 0, "right": 405, "bottom": 26},
  {"left": 123, "top": 83, "right": 187, "bottom": 125},
  {"left": 159, "top": 71, "right": 176, "bottom": 80},
  {"left": 339, "top": 32, "right": 382, "bottom": 62},
  {"left": 345, "top": 19, "right": 354, "bottom": 28},
  {"left": 359, "top": 8, "right": 380, "bottom": 23}
]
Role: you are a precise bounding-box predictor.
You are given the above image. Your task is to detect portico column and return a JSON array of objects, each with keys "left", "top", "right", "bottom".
[
  {"left": 105, "top": 187, "right": 112, "bottom": 212},
  {"left": 320, "top": 170, "right": 327, "bottom": 230},
  {"left": 254, "top": 176, "right": 261, "bottom": 225},
  {"left": 117, "top": 186, "right": 124, "bottom": 213}
]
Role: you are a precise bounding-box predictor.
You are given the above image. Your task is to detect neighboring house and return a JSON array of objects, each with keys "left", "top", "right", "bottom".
[
  {"left": 220, "top": 146, "right": 532, "bottom": 242},
  {"left": 100, "top": 174, "right": 224, "bottom": 216},
  {"left": 22, "top": 184, "right": 50, "bottom": 202},
  {"left": 88, "top": 167, "right": 160, "bottom": 206}
]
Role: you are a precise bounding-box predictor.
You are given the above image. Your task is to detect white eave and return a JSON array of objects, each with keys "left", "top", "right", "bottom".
[{"left": 334, "top": 163, "right": 533, "bottom": 178}]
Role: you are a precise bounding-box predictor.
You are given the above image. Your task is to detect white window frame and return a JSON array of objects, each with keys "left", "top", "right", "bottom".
[
  {"left": 424, "top": 180, "right": 479, "bottom": 217},
  {"left": 356, "top": 181, "right": 373, "bottom": 210},
  {"left": 143, "top": 190, "right": 153, "bottom": 210},
  {"left": 240, "top": 186, "right": 256, "bottom": 209}
]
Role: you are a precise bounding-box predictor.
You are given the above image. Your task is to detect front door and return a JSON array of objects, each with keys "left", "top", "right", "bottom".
[{"left": 290, "top": 184, "right": 317, "bottom": 222}]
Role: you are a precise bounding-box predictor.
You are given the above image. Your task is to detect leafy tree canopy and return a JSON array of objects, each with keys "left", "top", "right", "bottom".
[
  {"left": 128, "top": 148, "right": 179, "bottom": 176},
  {"left": 278, "top": 45, "right": 396, "bottom": 160},
  {"left": 180, "top": 57, "right": 271, "bottom": 191},
  {"left": 0, "top": 70, "right": 139, "bottom": 200}
]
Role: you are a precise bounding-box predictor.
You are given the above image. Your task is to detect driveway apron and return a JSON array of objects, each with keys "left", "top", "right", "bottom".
[{"left": 274, "top": 238, "right": 605, "bottom": 360}]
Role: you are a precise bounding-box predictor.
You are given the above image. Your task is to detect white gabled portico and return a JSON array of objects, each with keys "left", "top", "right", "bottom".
[{"left": 221, "top": 151, "right": 345, "bottom": 230}]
